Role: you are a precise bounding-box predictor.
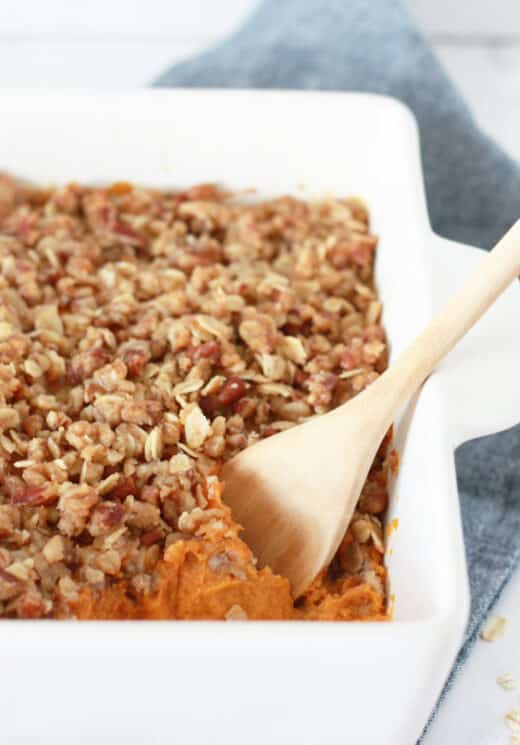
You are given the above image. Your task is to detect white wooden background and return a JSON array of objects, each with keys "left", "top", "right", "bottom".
[
  {"left": 1, "top": 2, "right": 519, "bottom": 743},
  {"left": 0, "top": 0, "right": 519, "bottom": 163}
]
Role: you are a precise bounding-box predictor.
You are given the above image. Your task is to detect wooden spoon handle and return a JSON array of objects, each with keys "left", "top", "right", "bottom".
[{"left": 373, "top": 220, "right": 520, "bottom": 411}]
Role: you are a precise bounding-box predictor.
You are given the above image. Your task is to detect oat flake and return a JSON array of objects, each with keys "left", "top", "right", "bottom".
[
  {"left": 481, "top": 615, "right": 508, "bottom": 642},
  {"left": 497, "top": 673, "right": 517, "bottom": 692}
]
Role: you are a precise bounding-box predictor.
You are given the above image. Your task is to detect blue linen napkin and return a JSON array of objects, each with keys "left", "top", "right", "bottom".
[{"left": 154, "top": 0, "right": 520, "bottom": 734}]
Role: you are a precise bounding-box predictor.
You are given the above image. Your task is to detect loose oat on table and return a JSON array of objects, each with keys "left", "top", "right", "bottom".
[
  {"left": 497, "top": 673, "right": 517, "bottom": 692},
  {"left": 0, "top": 177, "right": 391, "bottom": 620},
  {"left": 506, "top": 705, "right": 520, "bottom": 733},
  {"left": 481, "top": 615, "right": 508, "bottom": 642}
]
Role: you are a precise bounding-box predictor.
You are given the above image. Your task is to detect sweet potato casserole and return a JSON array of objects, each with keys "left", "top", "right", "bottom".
[{"left": 0, "top": 177, "right": 392, "bottom": 620}]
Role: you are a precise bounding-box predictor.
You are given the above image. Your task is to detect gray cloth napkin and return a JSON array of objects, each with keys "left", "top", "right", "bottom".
[{"left": 154, "top": 0, "right": 520, "bottom": 735}]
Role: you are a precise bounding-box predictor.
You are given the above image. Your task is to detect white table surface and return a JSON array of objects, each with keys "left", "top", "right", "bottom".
[{"left": 0, "top": 2, "right": 519, "bottom": 742}]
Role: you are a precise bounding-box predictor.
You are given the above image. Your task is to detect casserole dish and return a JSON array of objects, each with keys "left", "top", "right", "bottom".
[{"left": 1, "top": 89, "right": 519, "bottom": 745}]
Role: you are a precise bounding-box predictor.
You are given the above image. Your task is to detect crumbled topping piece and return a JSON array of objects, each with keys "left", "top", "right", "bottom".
[{"left": 225, "top": 604, "right": 248, "bottom": 621}]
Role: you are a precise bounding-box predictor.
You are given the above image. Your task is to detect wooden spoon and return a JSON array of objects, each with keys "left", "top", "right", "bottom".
[{"left": 222, "top": 221, "right": 520, "bottom": 597}]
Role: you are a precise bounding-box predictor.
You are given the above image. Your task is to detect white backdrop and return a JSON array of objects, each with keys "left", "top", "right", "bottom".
[
  {"left": 0, "top": 0, "right": 519, "bottom": 162},
  {"left": 0, "top": 0, "right": 517, "bottom": 36}
]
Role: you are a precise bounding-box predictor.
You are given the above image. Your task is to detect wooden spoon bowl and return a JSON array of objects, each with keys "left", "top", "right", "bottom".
[{"left": 223, "top": 221, "right": 520, "bottom": 597}]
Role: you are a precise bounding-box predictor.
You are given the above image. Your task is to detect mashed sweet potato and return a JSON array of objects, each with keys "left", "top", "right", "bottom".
[{"left": 73, "top": 479, "right": 387, "bottom": 621}]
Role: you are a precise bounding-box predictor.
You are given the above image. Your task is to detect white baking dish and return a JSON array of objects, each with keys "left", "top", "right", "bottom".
[{"left": 1, "top": 90, "right": 519, "bottom": 745}]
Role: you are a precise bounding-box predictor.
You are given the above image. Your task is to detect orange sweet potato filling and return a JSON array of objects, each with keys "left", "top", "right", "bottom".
[{"left": 72, "top": 480, "right": 387, "bottom": 621}]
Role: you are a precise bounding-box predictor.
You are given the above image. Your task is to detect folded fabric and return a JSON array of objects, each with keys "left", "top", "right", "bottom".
[{"left": 154, "top": 0, "right": 520, "bottom": 736}]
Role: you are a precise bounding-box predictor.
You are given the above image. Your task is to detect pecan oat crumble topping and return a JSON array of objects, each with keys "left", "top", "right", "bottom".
[{"left": 0, "top": 177, "right": 391, "bottom": 620}]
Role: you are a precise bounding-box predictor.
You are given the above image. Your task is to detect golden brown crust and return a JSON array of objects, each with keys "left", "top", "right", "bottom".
[{"left": 0, "top": 179, "right": 390, "bottom": 621}]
